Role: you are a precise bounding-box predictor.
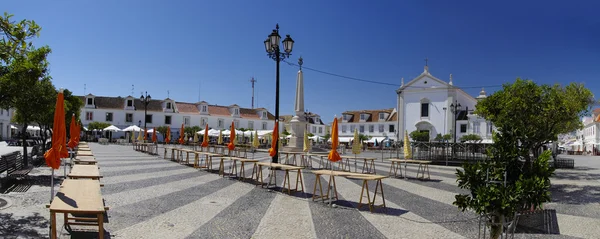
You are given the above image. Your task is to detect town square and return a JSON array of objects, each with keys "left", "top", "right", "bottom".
[{"left": 1, "top": 1, "right": 600, "bottom": 239}]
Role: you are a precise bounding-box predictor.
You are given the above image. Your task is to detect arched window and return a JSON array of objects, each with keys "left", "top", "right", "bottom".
[{"left": 420, "top": 98, "right": 430, "bottom": 118}]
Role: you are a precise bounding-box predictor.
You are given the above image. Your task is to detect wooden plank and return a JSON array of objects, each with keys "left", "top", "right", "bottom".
[
  {"left": 49, "top": 179, "right": 104, "bottom": 213},
  {"left": 77, "top": 151, "right": 94, "bottom": 157},
  {"left": 256, "top": 162, "right": 304, "bottom": 170},
  {"left": 389, "top": 159, "right": 432, "bottom": 164},
  {"left": 68, "top": 165, "right": 102, "bottom": 179}
]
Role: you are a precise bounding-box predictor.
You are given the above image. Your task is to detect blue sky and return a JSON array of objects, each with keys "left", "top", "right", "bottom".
[{"left": 5, "top": 0, "right": 600, "bottom": 123}]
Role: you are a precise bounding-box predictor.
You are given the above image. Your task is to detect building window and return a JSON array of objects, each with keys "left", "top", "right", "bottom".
[
  {"left": 183, "top": 116, "right": 190, "bottom": 126},
  {"left": 342, "top": 125, "right": 347, "bottom": 133},
  {"left": 202, "top": 105, "right": 207, "bottom": 112},
  {"left": 389, "top": 125, "right": 395, "bottom": 133},
  {"left": 262, "top": 122, "right": 267, "bottom": 130},
  {"left": 164, "top": 115, "right": 171, "bottom": 125},
  {"left": 473, "top": 123, "right": 480, "bottom": 134},
  {"left": 460, "top": 124, "right": 467, "bottom": 133},
  {"left": 359, "top": 125, "right": 364, "bottom": 133},
  {"left": 146, "top": 114, "right": 153, "bottom": 124},
  {"left": 87, "top": 98, "right": 93, "bottom": 105},
  {"left": 378, "top": 124, "right": 384, "bottom": 132},
  {"left": 312, "top": 126, "right": 316, "bottom": 133},
  {"left": 379, "top": 112, "right": 385, "bottom": 120},
  {"left": 233, "top": 119, "right": 239, "bottom": 128},
  {"left": 127, "top": 100, "right": 133, "bottom": 107},
  {"left": 85, "top": 112, "right": 93, "bottom": 121},
  {"left": 369, "top": 125, "right": 374, "bottom": 133},
  {"left": 350, "top": 125, "right": 355, "bottom": 132},
  {"left": 318, "top": 127, "right": 323, "bottom": 134},
  {"left": 201, "top": 117, "right": 208, "bottom": 126},
  {"left": 234, "top": 108, "right": 239, "bottom": 115},
  {"left": 105, "top": 113, "right": 113, "bottom": 122},
  {"left": 218, "top": 119, "right": 224, "bottom": 128},
  {"left": 421, "top": 103, "right": 429, "bottom": 117},
  {"left": 125, "top": 113, "right": 133, "bottom": 123},
  {"left": 488, "top": 124, "right": 493, "bottom": 133},
  {"left": 343, "top": 114, "right": 349, "bottom": 121},
  {"left": 360, "top": 114, "right": 366, "bottom": 120},
  {"left": 262, "top": 112, "right": 267, "bottom": 118},
  {"left": 315, "top": 117, "right": 320, "bottom": 123},
  {"left": 248, "top": 121, "right": 254, "bottom": 129},
  {"left": 166, "top": 102, "right": 172, "bottom": 109}
]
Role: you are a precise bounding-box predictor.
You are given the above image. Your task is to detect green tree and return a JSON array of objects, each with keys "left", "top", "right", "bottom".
[
  {"left": 156, "top": 125, "right": 169, "bottom": 142},
  {"left": 30, "top": 78, "right": 56, "bottom": 153},
  {"left": 442, "top": 134, "right": 452, "bottom": 142},
  {"left": 0, "top": 13, "right": 42, "bottom": 104},
  {"left": 282, "top": 129, "right": 290, "bottom": 136},
  {"left": 184, "top": 126, "right": 201, "bottom": 137},
  {"left": 459, "top": 134, "right": 482, "bottom": 142},
  {"left": 306, "top": 132, "right": 314, "bottom": 137},
  {"left": 409, "top": 130, "right": 429, "bottom": 142},
  {"left": 322, "top": 133, "right": 331, "bottom": 143},
  {"left": 454, "top": 79, "right": 593, "bottom": 238},
  {"left": 358, "top": 134, "right": 370, "bottom": 143},
  {"left": 87, "top": 121, "right": 111, "bottom": 131}
]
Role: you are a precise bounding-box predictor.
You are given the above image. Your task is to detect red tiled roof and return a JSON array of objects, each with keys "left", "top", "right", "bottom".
[
  {"left": 240, "top": 108, "right": 259, "bottom": 119},
  {"left": 340, "top": 108, "right": 395, "bottom": 123},
  {"left": 175, "top": 102, "right": 199, "bottom": 114},
  {"left": 208, "top": 105, "right": 231, "bottom": 116}
]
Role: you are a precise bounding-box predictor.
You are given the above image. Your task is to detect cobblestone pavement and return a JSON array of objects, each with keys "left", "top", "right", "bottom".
[{"left": 0, "top": 144, "right": 598, "bottom": 238}]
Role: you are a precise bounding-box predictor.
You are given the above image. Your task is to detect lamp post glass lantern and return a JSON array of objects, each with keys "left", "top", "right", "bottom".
[
  {"left": 140, "top": 91, "right": 151, "bottom": 133},
  {"left": 264, "top": 24, "right": 294, "bottom": 163}
]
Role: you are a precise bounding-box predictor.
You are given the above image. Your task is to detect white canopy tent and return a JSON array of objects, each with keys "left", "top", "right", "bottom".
[
  {"left": 103, "top": 125, "right": 122, "bottom": 132},
  {"left": 122, "top": 125, "right": 142, "bottom": 132}
]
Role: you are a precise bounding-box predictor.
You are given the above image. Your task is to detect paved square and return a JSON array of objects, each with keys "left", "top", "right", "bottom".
[{"left": 1, "top": 144, "right": 598, "bottom": 238}]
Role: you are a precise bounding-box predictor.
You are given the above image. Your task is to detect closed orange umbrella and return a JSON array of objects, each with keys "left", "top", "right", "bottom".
[
  {"left": 166, "top": 126, "right": 171, "bottom": 144},
  {"left": 269, "top": 122, "right": 278, "bottom": 157},
  {"left": 201, "top": 124, "right": 209, "bottom": 147},
  {"left": 152, "top": 127, "right": 157, "bottom": 143},
  {"left": 179, "top": 123, "right": 185, "bottom": 144},
  {"left": 67, "top": 114, "right": 77, "bottom": 149},
  {"left": 44, "top": 89, "right": 68, "bottom": 169},
  {"left": 228, "top": 122, "right": 235, "bottom": 150},
  {"left": 328, "top": 117, "right": 341, "bottom": 163},
  {"left": 75, "top": 121, "right": 81, "bottom": 145},
  {"left": 144, "top": 127, "right": 148, "bottom": 141}
]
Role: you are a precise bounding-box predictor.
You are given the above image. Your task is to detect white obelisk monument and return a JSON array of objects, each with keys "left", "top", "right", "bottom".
[{"left": 286, "top": 57, "right": 307, "bottom": 152}]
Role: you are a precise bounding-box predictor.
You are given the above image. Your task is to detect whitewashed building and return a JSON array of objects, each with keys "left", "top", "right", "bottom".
[
  {"left": 78, "top": 94, "right": 279, "bottom": 137},
  {"left": 581, "top": 109, "right": 600, "bottom": 152},
  {"left": 395, "top": 65, "right": 494, "bottom": 142},
  {"left": 282, "top": 112, "right": 327, "bottom": 137},
  {"left": 0, "top": 108, "right": 14, "bottom": 140},
  {"left": 337, "top": 108, "right": 398, "bottom": 143}
]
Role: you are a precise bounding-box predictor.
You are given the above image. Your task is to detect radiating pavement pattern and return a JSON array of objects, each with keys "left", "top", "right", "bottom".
[{"left": 53, "top": 144, "right": 599, "bottom": 239}]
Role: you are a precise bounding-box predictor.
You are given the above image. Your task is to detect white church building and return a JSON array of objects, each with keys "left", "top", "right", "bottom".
[{"left": 396, "top": 64, "right": 494, "bottom": 142}]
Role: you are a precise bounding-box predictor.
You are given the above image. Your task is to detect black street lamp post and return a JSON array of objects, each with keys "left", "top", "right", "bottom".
[
  {"left": 264, "top": 24, "right": 295, "bottom": 163},
  {"left": 140, "top": 91, "right": 152, "bottom": 132},
  {"left": 450, "top": 101, "right": 462, "bottom": 161}
]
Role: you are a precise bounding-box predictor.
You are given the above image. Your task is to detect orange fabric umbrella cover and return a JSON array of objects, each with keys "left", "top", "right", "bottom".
[
  {"left": 152, "top": 127, "right": 157, "bottom": 143},
  {"left": 67, "top": 114, "right": 77, "bottom": 149},
  {"left": 202, "top": 124, "right": 209, "bottom": 147},
  {"left": 268, "top": 122, "right": 279, "bottom": 157},
  {"left": 179, "top": 123, "right": 184, "bottom": 144},
  {"left": 227, "top": 122, "right": 236, "bottom": 150},
  {"left": 328, "top": 117, "right": 341, "bottom": 162},
  {"left": 44, "top": 90, "right": 68, "bottom": 169},
  {"left": 166, "top": 126, "right": 171, "bottom": 144}
]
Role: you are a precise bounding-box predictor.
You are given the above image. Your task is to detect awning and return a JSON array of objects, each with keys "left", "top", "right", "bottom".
[
  {"left": 338, "top": 137, "right": 353, "bottom": 143},
  {"left": 367, "top": 137, "right": 386, "bottom": 143}
]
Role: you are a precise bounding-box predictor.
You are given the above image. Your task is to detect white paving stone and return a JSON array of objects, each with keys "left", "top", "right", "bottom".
[
  {"left": 113, "top": 182, "right": 254, "bottom": 238},
  {"left": 104, "top": 173, "right": 221, "bottom": 207},
  {"left": 252, "top": 194, "right": 317, "bottom": 239},
  {"left": 102, "top": 168, "right": 196, "bottom": 185}
]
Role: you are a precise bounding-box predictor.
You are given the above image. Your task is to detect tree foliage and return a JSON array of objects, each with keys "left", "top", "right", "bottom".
[
  {"left": 459, "top": 134, "right": 482, "bottom": 142},
  {"left": 434, "top": 133, "right": 452, "bottom": 142},
  {"left": 184, "top": 125, "right": 201, "bottom": 137},
  {"left": 475, "top": 78, "right": 594, "bottom": 161},
  {"left": 454, "top": 78, "right": 592, "bottom": 238},
  {"left": 409, "top": 130, "right": 429, "bottom": 142},
  {"left": 87, "top": 121, "right": 111, "bottom": 131}
]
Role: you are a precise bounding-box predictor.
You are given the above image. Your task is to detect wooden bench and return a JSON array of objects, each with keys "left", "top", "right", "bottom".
[
  {"left": 311, "top": 169, "right": 387, "bottom": 212},
  {"left": 73, "top": 156, "right": 97, "bottom": 165},
  {"left": 193, "top": 151, "right": 221, "bottom": 170},
  {"left": 255, "top": 162, "right": 304, "bottom": 195},
  {"left": 340, "top": 155, "right": 377, "bottom": 174},
  {"left": 388, "top": 159, "right": 431, "bottom": 180},
  {"left": 49, "top": 179, "right": 106, "bottom": 239},
  {"left": 4, "top": 151, "right": 32, "bottom": 179}
]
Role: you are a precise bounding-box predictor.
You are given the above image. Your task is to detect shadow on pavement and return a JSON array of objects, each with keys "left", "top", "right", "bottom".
[
  {"left": 0, "top": 212, "right": 49, "bottom": 238},
  {"left": 550, "top": 184, "right": 600, "bottom": 204}
]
